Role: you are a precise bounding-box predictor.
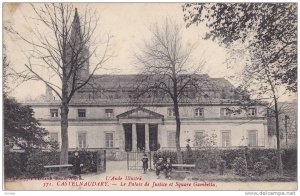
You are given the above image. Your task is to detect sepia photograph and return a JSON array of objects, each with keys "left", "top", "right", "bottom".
[{"left": 2, "top": 2, "right": 297, "bottom": 192}]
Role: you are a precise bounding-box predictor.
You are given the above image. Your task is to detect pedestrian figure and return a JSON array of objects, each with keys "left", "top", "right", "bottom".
[
  {"left": 73, "top": 151, "right": 83, "bottom": 180},
  {"left": 155, "top": 157, "right": 164, "bottom": 179},
  {"left": 141, "top": 153, "right": 149, "bottom": 174},
  {"left": 164, "top": 157, "right": 172, "bottom": 179}
]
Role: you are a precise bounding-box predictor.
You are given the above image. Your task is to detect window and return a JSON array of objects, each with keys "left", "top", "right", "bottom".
[
  {"left": 167, "top": 108, "right": 175, "bottom": 117},
  {"left": 78, "top": 109, "right": 86, "bottom": 118},
  {"left": 248, "top": 130, "right": 258, "bottom": 146},
  {"left": 167, "top": 131, "right": 176, "bottom": 147},
  {"left": 105, "top": 132, "right": 114, "bottom": 148},
  {"left": 78, "top": 132, "right": 87, "bottom": 148},
  {"left": 49, "top": 132, "right": 58, "bottom": 142},
  {"left": 221, "top": 131, "right": 231, "bottom": 147},
  {"left": 105, "top": 109, "right": 114, "bottom": 118},
  {"left": 194, "top": 131, "right": 205, "bottom": 147},
  {"left": 220, "top": 108, "right": 231, "bottom": 117},
  {"left": 248, "top": 108, "right": 257, "bottom": 116},
  {"left": 195, "top": 108, "right": 204, "bottom": 117},
  {"left": 50, "top": 109, "right": 58, "bottom": 118}
]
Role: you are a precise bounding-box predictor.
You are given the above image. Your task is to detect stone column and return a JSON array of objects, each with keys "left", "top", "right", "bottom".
[
  {"left": 145, "top": 124, "right": 150, "bottom": 151},
  {"left": 118, "top": 124, "right": 125, "bottom": 151},
  {"left": 132, "top": 123, "right": 137, "bottom": 151},
  {"left": 157, "top": 124, "right": 162, "bottom": 149}
]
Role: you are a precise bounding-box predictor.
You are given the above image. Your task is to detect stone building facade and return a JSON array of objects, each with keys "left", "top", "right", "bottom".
[
  {"left": 23, "top": 73, "right": 272, "bottom": 160},
  {"left": 21, "top": 9, "right": 274, "bottom": 160}
]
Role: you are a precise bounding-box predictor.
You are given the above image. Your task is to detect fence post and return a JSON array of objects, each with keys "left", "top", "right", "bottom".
[
  {"left": 127, "top": 152, "right": 129, "bottom": 170},
  {"left": 104, "top": 150, "right": 106, "bottom": 172},
  {"left": 149, "top": 151, "right": 152, "bottom": 171}
]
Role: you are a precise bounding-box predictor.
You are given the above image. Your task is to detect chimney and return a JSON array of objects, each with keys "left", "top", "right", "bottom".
[{"left": 45, "top": 85, "right": 53, "bottom": 101}]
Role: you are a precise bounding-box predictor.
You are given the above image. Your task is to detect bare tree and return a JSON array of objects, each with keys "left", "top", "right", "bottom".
[
  {"left": 236, "top": 42, "right": 291, "bottom": 176},
  {"left": 134, "top": 19, "right": 206, "bottom": 163},
  {"left": 9, "top": 3, "right": 112, "bottom": 166}
]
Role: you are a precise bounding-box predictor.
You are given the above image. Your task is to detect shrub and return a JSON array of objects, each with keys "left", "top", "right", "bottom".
[
  {"left": 253, "top": 162, "right": 267, "bottom": 176},
  {"left": 282, "top": 148, "right": 297, "bottom": 170},
  {"left": 153, "top": 148, "right": 297, "bottom": 172},
  {"left": 271, "top": 156, "right": 278, "bottom": 169},
  {"left": 4, "top": 150, "right": 100, "bottom": 178},
  {"left": 190, "top": 148, "right": 220, "bottom": 173},
  {"left": 258, "top": 156, "right": 272, "bottom": 170},
  {"left": 153, "top": 151, "right": 178, "bottom": 165},
  {"left": 4, "top": 152, "right": 26, "bottom": 178},
  {"left": 25, "top": 150, "right": 46, "bottom": 178},
  {"left": 195, "top": 157, "right": 211, "bottom": 173},
  {"left": 217, "top": 158, "right": 226, "bottom": 175},
  {"left": 220, "top": 149, "right": 244, "bottom": 169},
  {"left": 232, "top": 157, "right": 247, "bottom": 176},
  {"left": 68, "top": 151, "right": 97, "bottom": 174}
]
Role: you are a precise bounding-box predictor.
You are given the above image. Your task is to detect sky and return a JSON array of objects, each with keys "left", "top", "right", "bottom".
[{"left": 3, "top": 3, "right": 296, "bottom": 102}]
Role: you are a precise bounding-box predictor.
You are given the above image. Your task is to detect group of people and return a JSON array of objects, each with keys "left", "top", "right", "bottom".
[
  {"left": 141, "top": 154, "right": 173, "bottom": 179},
  {"left": 73, "top": 152, "right": 173, "bottom": 180}
]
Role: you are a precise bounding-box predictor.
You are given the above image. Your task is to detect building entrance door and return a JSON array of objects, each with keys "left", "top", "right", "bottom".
[{"left": 136, "top": 124, "right": 145, "bottom": 151}]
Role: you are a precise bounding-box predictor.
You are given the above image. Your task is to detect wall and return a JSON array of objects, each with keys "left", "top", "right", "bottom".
[
  {"left": 33, "top": 103, "right": 269, "bottom": 155},
  {"left": 32, "top": 104, "right": 266, "bottom": 120},
  {"left": 160, "top": 120, "right": 268, "bottom": 148}
]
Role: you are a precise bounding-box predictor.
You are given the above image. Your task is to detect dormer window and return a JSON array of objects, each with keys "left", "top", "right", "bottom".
[
  {"left": 220, "top": 108, "right": 231, "bottom": 117},
  {"left": 78, "top": 109, "right": 86, "bottom": 118},
  {"left": 195, "top": 108, "right": 204, "bottom": 117},
  {"left": 167, "top": 108, "right": 175, "bottom": 117},
  {"left": 248, "top": 108, "right": 257, "bottom": 116},
  {"left": 105, "top": 109, "right": 114, "bottom": 118},
  {"left": 50, "top": 109, "right": 59, "bottom": 118}
]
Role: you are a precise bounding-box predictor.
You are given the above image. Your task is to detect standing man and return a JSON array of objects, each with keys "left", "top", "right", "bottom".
[
  {"left": 141, "top": 153, "right": 149, "bottom": 174},
  {"left": 73, "top": 151, "right": 83, "bottom": 180}
]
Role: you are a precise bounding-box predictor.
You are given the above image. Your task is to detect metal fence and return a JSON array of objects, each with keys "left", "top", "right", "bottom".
[{"left": 127, "top": 151, "right": 153, "bottom": 170}]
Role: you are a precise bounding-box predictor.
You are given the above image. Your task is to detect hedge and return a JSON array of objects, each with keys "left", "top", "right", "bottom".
[
  {"left": 4, "top": 150, "right": 99, "bottom": 179},
  {"left": 154, "top": 148, "right": 297, "bottom": 171}
]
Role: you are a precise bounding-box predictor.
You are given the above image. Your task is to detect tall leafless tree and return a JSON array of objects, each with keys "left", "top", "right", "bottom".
[
  {"left": 134, "top": 19, "right": 206, "bottom": 163},
  {"left": 9, "top": 3, "right": 112, "bottom": 166},
  {"left": 230, "top": 41, "right": 292, "bottom": 176}
]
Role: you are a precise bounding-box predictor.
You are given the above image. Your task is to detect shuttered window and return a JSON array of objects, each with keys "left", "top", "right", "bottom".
[
  {"left": 221, "top": 131, "right": 231, "bottom": 147},
  {"left": 248, "top": 130, "right": 258, "bottom": 146},
  {"left": 78, "top": 132, "right": 87, "bottom": 148},
  {"left": 105, "top": 132, "right": 114, "bottom": 148},
  {"left": 167, "top": 131, "right": 176, "bottom": 147}
]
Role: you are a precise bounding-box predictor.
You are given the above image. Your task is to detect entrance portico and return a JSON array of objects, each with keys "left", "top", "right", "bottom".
[{"left": 116, "top": 107, "right": 164, "bottom": 152}]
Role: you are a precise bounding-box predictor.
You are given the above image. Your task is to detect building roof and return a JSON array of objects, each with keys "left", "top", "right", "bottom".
[
  {"left": 23, "top": 74, "right": 243, "bottom": 105},
  {"left": 83, "top": 74, "right": 235, "bottom": 91}
]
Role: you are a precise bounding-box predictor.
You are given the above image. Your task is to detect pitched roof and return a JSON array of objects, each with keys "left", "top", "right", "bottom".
[{"left": 84, "top": 74, "right": 235, "bottom": 91}]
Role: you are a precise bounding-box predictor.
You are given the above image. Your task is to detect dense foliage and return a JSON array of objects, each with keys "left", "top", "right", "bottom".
[
  {"left": 4, "top": 150, "right": 102, "bottom": 179},
  {"left": 183, "top": 3, "right": 297, "bottom": 92},
  {"left": 154, "top": 148, "right": 296, "bottom": 174},
  {"left": 253, "top": 161, "right": 267, "bottom": 176},
  {"left": 4, "top": 96, "right": 51, "bottom": 150},
  {"left": 232, "top": 157, "right": 248, "bottom": 176}
]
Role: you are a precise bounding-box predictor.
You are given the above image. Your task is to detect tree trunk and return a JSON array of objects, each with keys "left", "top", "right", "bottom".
[
  {"left": 60, "top": 79, "right": 69, "bottom": 166},
  {"left": 60, "top": 101, "right": 69, "bottom": 165},
  {"left": 274, "top": 97, "right": 283, "bottom": 176},
  {"left": 174, "top": 101, "right": 183, "bottom": 164}
]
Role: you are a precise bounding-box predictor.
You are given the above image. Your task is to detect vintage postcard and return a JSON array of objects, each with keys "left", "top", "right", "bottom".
[{"left": 2, "top": 2, "right": 297, "bottom": 191}]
